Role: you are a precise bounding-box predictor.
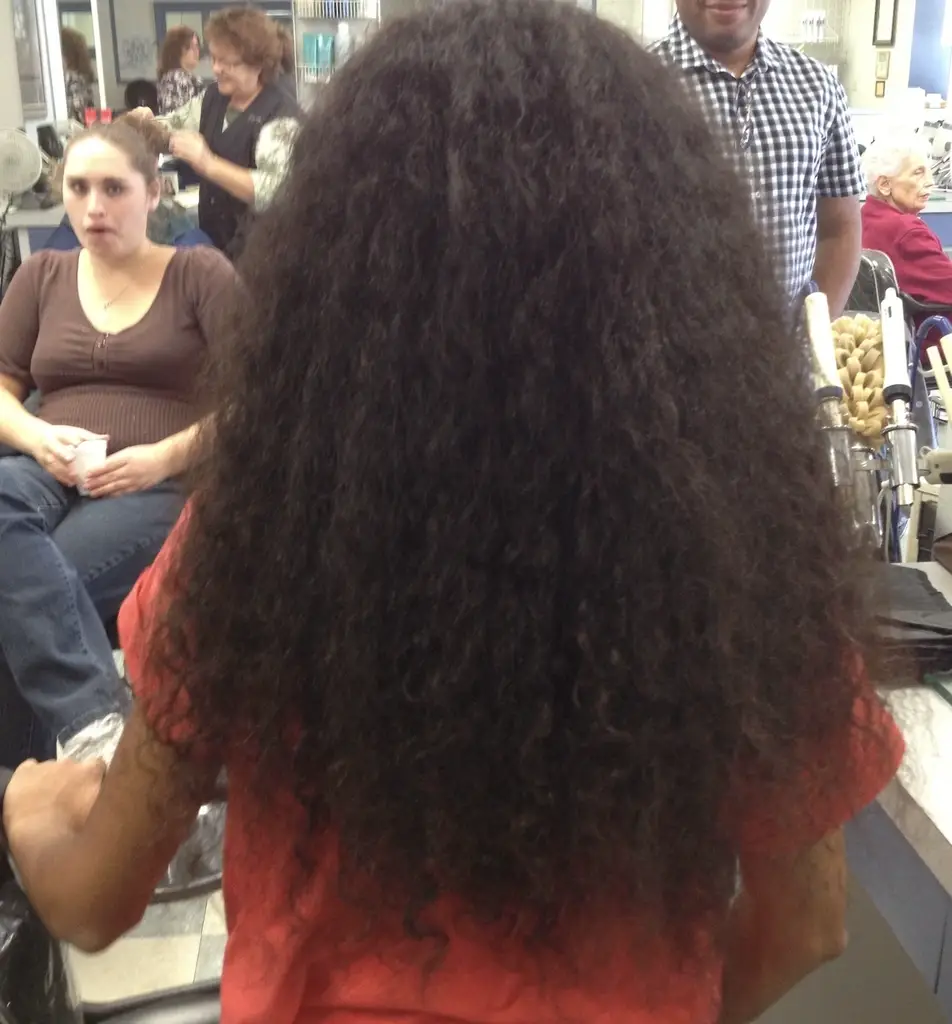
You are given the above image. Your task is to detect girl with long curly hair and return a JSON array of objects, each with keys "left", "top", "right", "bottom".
[{"left": 4, "top": 2, "right": 902, "bottom": 1022}]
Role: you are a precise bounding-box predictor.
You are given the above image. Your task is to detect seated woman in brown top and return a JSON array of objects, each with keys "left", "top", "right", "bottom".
[{"left": 0, "top": 120, "right": 236, "bottom": 767}]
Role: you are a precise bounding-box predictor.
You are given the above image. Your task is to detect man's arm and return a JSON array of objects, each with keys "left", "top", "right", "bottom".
[
  {"left": 814, "top": 196, "right": 862, "bottom": 317},
  {"left": 813, "top": 77, "right": 864, "bottom": 317}
]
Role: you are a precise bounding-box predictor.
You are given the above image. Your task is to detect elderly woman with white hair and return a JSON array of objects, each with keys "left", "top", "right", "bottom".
[{"left": 861, "top": 136, "right": 952, "bottom": 309}]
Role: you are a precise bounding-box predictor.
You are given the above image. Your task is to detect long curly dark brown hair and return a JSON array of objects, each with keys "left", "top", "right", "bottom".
[{"left": 148, "top": 0, "right": 887, "bottom": 959}]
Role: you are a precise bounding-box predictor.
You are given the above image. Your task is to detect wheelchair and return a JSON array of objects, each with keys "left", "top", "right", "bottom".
[{"left": 846, "top": 248, "right": 951, "bottom": 450}]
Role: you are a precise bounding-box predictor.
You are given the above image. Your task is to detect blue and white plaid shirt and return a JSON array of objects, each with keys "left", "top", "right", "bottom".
[{"left": 650, "top": 16, "right": 864, "bottom": 299}]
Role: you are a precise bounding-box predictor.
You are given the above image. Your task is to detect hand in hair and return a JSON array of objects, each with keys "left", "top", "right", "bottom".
[
  {"left": 169, "top": 130, "right": 212, "bottom": 175},
  {"left": 116, "top": 113, "right": 172, "bottom": 157}
]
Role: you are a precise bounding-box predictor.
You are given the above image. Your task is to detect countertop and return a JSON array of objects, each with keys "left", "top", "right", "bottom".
[
  {"left": 879, "top": 561, "right": 952, "bottom": 897},
  {"left": 4, "top": 203, "right": 65, "bottom": 229},
  {"left": 924, "top": 193, "right": 952, "bottom": 215}
]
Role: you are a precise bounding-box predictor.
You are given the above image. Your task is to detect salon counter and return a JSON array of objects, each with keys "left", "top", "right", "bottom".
[
  {"left": 849, "top": 561, "right": 952, "bottom": 1017},
  {"left": 2, "top": 191, "right": 200, "bottom": 261},
  {"left": 3, "top": 203, "right": 67, "bottom": 258}
]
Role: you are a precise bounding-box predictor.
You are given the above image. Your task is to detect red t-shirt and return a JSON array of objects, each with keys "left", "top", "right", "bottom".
[
  {"left": 119, "top": 513, "right": 904, "bottom": 1024},
  {"left": 862, "top": 196, "right": 952, "bottom": 308}
]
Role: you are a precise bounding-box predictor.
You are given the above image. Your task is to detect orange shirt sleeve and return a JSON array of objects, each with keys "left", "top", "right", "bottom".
[
  {"left": 118, "top": 504, "right": 201, "bottom": 749},
  {"left": 733, "top": 688, "right": 905, "bottom": 860}
]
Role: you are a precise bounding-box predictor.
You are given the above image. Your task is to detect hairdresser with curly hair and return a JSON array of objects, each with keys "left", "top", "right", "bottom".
[{"left": 4, "top": 2, "right": 902, "bottom": 1022}]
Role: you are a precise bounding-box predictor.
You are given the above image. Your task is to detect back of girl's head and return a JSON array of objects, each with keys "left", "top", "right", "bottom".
[
  {"left": 151, "top": 0, "right": 881, "bottom": 959},
  {"left": 159, "top": 25, "right": 196, "bottom": 77},
  {"left": 124, "top": 79, "right": 159, "bottom": 114},
  {"left": 65, "top": 119, "right": 166, "bottom": 185}
]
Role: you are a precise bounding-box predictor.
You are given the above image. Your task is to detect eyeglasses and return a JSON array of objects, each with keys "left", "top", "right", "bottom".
[
  {"left": 210, "top": 52, "right": 245, "bottom": 70},
  {"left": 734, "top": 78, "right": 756, "bottom": 152}
]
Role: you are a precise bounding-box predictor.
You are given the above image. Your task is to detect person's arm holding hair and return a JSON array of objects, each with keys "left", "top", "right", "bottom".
[
  {"left": 169, "top": 115, "right": 298, "bottom": 208},
  {"left": 813, "top": 80, "right": 865, "bottom": 317},
  {"left": 131, "top": 91, "right": 203, "bottom": 132}
]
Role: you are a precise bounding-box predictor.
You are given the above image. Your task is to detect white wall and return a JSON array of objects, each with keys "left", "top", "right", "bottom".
[
  {"left": 843, "top": 0, "right": 919, "bottom": 109},
  {"left": 596, "top": 0, "right": 675, "bottom": 41},
  {"left": 35, "top": 0, "right": 69, "bottom": 126},
  {"left": 597, "top": 0, "right": 638, "bottom": 37},
  {"left": 94, "top": 0, "right": 123, "bottom": 109},
  {"left": 0, "top": 0, "right": 25, "bottom": 129}
]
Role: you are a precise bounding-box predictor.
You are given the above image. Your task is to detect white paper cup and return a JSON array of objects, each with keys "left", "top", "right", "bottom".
[{"left": 73, "top": 437, "right": 108, "bottom": 495}]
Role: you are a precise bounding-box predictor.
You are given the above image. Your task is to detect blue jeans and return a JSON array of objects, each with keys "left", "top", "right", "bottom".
[{"left": 0, "top": 457, "right": 184, "bottom": 766}]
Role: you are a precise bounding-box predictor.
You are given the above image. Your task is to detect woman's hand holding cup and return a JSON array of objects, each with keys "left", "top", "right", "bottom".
[{"left": 30, "top": 424, "right": 108, "bottom": 488}]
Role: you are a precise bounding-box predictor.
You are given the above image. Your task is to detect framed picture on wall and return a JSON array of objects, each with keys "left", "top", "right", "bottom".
[{"left": 872, "top": 0, "right": 898, "bottom": 47}]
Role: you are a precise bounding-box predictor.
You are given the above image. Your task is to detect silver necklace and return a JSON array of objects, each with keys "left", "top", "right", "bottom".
[{"left": 101, "top": 280, "right": 133, "bottom": 311}]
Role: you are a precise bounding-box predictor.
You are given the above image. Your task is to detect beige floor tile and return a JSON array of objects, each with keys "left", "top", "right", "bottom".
[
  {"left": 69, "top": 936, "right": 201, "bottom": 1003},
  {"left": 203, "top": 891, "right": 226, "bottom": 936},
  {"left": 195, "top": 935, "right": 227, "bottom": 983}
]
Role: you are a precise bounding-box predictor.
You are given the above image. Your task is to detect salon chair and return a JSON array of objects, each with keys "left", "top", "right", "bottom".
[
  {"left": 850, "top": 248, "right": 952, "bottom": 358},
  {"left": 848, "top": 249, "right": 944, "bottom": 448}
]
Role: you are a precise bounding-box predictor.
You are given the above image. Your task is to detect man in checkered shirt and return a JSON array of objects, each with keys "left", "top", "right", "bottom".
[{"left": 650, "top": 1, "right": 863, "bottom": 316}]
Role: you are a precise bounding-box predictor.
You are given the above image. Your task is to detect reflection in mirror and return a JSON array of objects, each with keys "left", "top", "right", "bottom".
[
  {"left": 58, "top": 2, "right": 99, "bottom": 121},
  {"left": 13, "top": 0, "right": 48, "bottom": 119},
  {"left": 157, "top": 22, "right": 203, "bottom": 115}
]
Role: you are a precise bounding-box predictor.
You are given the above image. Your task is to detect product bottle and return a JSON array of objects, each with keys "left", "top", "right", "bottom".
[{"left": 336, "top": 21, "right": 352, "bottom": 66}]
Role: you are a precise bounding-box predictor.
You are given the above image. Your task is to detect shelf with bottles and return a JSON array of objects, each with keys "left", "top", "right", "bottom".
[
  {"left": 780, "top": 32, "right": 841, "bottom": 47},
  {"left": 297, "top": 63, "right": 335, "bottom": 85},
  {"left": 294, "top": 0, "right": 376, "bottom": 20}
]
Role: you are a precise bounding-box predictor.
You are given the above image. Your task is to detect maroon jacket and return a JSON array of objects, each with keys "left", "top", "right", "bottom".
[{"left": 862, "top": 195, "right": 952, "bottom": 307}]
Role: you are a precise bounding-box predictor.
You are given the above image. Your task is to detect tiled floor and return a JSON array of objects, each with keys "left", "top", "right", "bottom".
[{"left": 69, "top": 892, "right": 225, "bottom": 1003}]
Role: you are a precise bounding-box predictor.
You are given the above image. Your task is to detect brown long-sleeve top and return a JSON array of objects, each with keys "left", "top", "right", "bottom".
[{"left": 0, "top": 247, "right": 236, "bottom": 455}]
